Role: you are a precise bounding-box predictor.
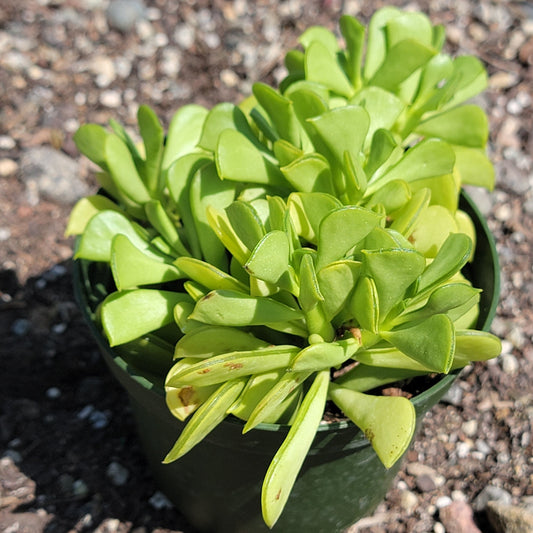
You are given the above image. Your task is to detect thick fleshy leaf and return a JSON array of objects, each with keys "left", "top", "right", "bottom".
[
  {"left": 273, "top": 139, "right": 304, "bottom": 167},
  {"left": 190, "top": 163, "right": 236, "bottom": 271},
  {"left": 145, "top": 200, "right": 191, "bottom": 257},
  {"left": 216, "top": 129, "right": 287, "bottom": 187},
  {"left": 206, "top": 206, "right": 250, "bottom": 265},
  {"left": 190, "top": 289, "right": 304, "bottom": 327},
  {"left": 299, "top": 25, "right": 339, "bottom": 54},
  {"left": 416, "top": 233, "right": 472, "bottom": 296},
  {"left": 444, "top": 56, "right": 488, "bottom": 109},
  {"left": 65, "top": 195, "right": 122, "bottom": 236},
  {"left": 380, "top": 314, "right": 455, "bottom": 373},
  {"left": 351, "top": 276, "right": 379, "bottom": 333},
  {"left": 354, "top": 346, "right": 430, "bottom": 371},
  {"left": 291, "top": 338, "right": 360, "bottom": 372},
  {"left": 75, "top": 210, "right": 149, "bottom": 262},
  {"left": 105, "top": 134, "right": 151, "bottom": 204},
  {"left": 364, "top": 129, "right": 399, "bottom": 179},
  {"left": 175, "top": 326, "right": 269, "bottom": 359},
  {"left": 165, "top": 382, "right": 218, "bottom": 421},
  {"left": 408, "top": 205, "right": 459, "bottom": 257},
  {"left": 73, "top": 124, "right": 109, "bottom": 169},
  {"left": 166, "top": 154, "right": 213, "bottom": 259},
  {"left": 175, "top": 257, "right": 248, "bottom": 292},
  {"left": 386, "top": 11, "right": 433, "bottom": 47},
  {"left": 316, "top": 206, "right": 383, "bottom": 270},
  {"left": 363, "top": 248, "right": 426, "bottom": 320},
  {"left": 364, "top": 178, "right": 411, "bottom": 214},
  {"left": 413, "top": 53, "right": 453, "bottom": 105},
  {"left": 317, "top": 260, "right": 362, "bottom": 319},
  {"left": 281, "top": 154, "right": 335, "bottom": 194},
  {"left": 368, "top": 139, "right": 456, "bottom": 194},
  {"left": 452, "top": 330, "right": 501, "bottom": 367},
  {"left": 308, "top": 106, "right": 370, "bottom": 169},
  {"left": 416, "top": 105, "right": 488, "bottom": 148},
  {"left": 398, "top": 283, "right": 480, "bottom": 325},
  {"left": 453, "top": 146, "right": 495, "bottom": 190},
  {"left": 166, "top": 345, "right": 300, "bottom": 387},
  {"left": 244, "top": 371, "right": 310, "bottom": 432},
  {"left": 370, "top": 39, "right": 435, "bottom": 92},
  {"left": 253, "top": 83, "right": 302, "bottom": 146},
  {"left": 101, "top": 289, "right": 192, "bottom": 346},
  {"left": 363, "top": 6, "right": 402, "bottom": 80},
  {"left": 329, "top": 384, "right": 416, "bottom": 468},
  {"left": 262, "top": 371, "right": 329, "bottom": 528},
  {"left": 304, "top": 41, "right": 354, "bottom": 98},
  {"left": 111, "top": 234, "right": 184, "bottom": 290},
  {"left": 225, "top": 201, "right": 266, "bottom": 251},
  {"left": 389, "top": 188, "right": 431, "bottom": 237},
  {"left": 198, "top": 102, "right": 257, "bottom": 152},
  {"left": 335, "top": 364, "right": 424, "bottom": 393},
  {"left": 137, "top": 105, "right": 164, "bottom": 194},
  {"left": 164, "top": 378, "right": 247, "bottom": 462},
  {"left": 351, "top": 87, "right": 405, "bottom": 144},
  {"left": 162, "top": 104, "right": 208, "bottom": 169},
  {"left": 174, "top": 300, "right": 203, "bottom": 333},
  {"left": 245, "top": 231, "right": 295, "bottom": 291},
  {"left": 339, "top": 15, "right": 365, "bottom": 88},
  {"left": 287, "top": 192, "right": 342, "bottom": 244}
]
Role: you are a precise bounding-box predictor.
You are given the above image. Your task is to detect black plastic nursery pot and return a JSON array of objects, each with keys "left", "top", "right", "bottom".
[{"left": 73, "top": 191, "right": 499, "bottom": 533}]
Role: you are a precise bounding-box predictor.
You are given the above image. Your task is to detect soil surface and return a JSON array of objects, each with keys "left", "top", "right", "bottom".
[{"left": 1, "top": 1, "right": 532, "bottom": 532}]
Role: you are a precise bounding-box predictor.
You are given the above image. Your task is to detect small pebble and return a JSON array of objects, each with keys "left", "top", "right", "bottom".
[
  {"left": 400, "top": 490, "right": 418, "bottom": 512},
  {"left": 107, "top": 461, "right": 129, "bottom": 486},
  {"left": 72, "top": 479, "right": 89, "bottom": 498},
  {"left": 0, "top": 227, "right": 11, "bottom": 241},
  {"left": 461, "top": 420, "right": 478, "bottom": 437},
  {"left": 52, "top": 323, "right": 67, "bottom": 334},
  {"left": 501, "top": 353, "right": 519, "bottom": 375},
  {"left": 456, "top": 441, "right": 472, "bottom": 458},
  {"left": 441, "top": 383, "right": 463, "bottom": 406},
  {"left": 476, "top": 439, "right": 492, "bottom": 456},
  {"left": 46, "top": 387, "right": 61, "bottom": 399},
  {"left": 99, "top": 90, "right": 122, "bottom": 108},
  {"left": 0, "top": 158, "right": 18, "bottom": 176},
  {"left": 473, "top": 485, "right": 513, "bottom": 512},
  {"left": 433, "top": 522, "right": 445, "bottom": 533},
  {"left": 11, "top": 318, "right": 32, "bottom": 336},
  {"left": 0, "top": 135, "right": 16, "bottom": 150},
  {"left": 107, "top": 0, "right": 145, "bottom": 32},
  {"left": 2, "top": 449, "right": 23, "bottom": 464},
  {"left": 149, "top": 491, "right": 173, "bottom": 510},
  {"left": 436, "top": 496, "right": 453, "bottom": 509}
]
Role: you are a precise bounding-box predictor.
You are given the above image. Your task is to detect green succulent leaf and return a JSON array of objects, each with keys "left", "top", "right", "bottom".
[
  {"left": 351, "top": 276, "right": 379, "bottom": 332},
  {"left": 380, "top": 314, "right": 455, "bottom": 373},
  {"left": 174, "top": 326, "right": 270, "bottom": 359},
  {"left": 453, "top": 146, "right": 495, "bottom": 190},
  {"left": 452, "top": 330, "right": 502, "bottom": 367},
  {"left": 281, "top": 153, "right": 335, "bottom": 194},
  {"left": 216, "top": 129, "right": 287, "bottom": 187},
  {"left": 111, "top": 234, "right": 184, "bottom": 290},
  {"left": 335, "top": 364, "right": 424, "bottom": 393},
  {"left": 389, "top": 187, "right": 431, "bottom": 238},
  {"left": 190, "top": 289, "right": 304, "bottom": 328},
  {"left": 304, "top": 41, "right": 354, "bottom": 98},
  {"left": 317, "top": 260, "right": 362, "bottom": 320},
  {"left": 225, "top": 201, "right": 266, "bottom": 251},
  {"left": 65, "top": 195, "right": 123, "bottom": 236},
  {"left": 137, "top": 105, "right": 164, "bottom": 195},
  {"left": 101, "top": 289, "right": 192, "bottom": 346},
  {"left": 316, "top": 206, "right": 383, "bottom": 270},
  {"left": 105, "top": 134, "right": 151, "bottom": 204},
  {"left": 73, "top": 124, "right": 109, "bottom": 170},
  {"left": 262, "top": 370, "right": 329, "bottom": 529},
  {"left": 444, "top": 56, "right": 488, "bottom": 109},
  {"left": 75, "top": 210, "right": 149, "bottom": 262},
  {"left": 354, "top": 346, "right": 430, "bottom": 372},
  {"left": 162, "top": 104, "right": 208, "bottom": 169},
  {"left": 206, "top": 206, "right": 250, "bottom": 265},
  {"left": 362, "top": 248, "right": 426, "bottom": 320},
  {"left": 190, "top": 163, "right": 236, "bottom": 271},
  {"left": 164, "top": 378, "right": 247, "bottom": 462},
  {"left": 291, "top": 337, "right": 360, "bottom": 372},
  {"left": 416, "top": 232, "right": 472, "bottom": 297},
  {"left": 339, "top": 15, "right": 365, "bottom": 88},
  {"left": 329, "top": 384, "right": 416, "bottom": 468},
  {"left": 145, "top": 200, "right": 191, "bottom": 257},
  {"left": 415, "top": 105, "right": 488, "bottom": 148},
  {"left": 166, "top": 345, "right": 300, "bottom": 387}
]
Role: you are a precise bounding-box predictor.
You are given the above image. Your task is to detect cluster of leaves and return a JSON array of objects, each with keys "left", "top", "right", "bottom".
[{"left": 68, "top": 9, "right": 501, "bottom": 528}]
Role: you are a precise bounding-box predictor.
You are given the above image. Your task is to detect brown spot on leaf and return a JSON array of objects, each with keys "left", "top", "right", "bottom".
[
  {"left": 178, "top": 386, "right": 196, "bottom": 406},
  {"left": 224, "top": 362, "right": 244, "bottom": 370},
  {"left": 275, "top": 489, "right": 282, "bottom": 501},
  {"left": 364, "top": 428, "right": 375, "bottom": 444},
  {"left": 350, "top": 328, "right": 362, "bottom": 343},
  {"left": 198, "top": 368, "right": 211, "bottom": 374}
]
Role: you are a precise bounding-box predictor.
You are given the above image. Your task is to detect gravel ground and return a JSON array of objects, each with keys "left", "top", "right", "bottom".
[{"left": 0, "top": 1, "right": 532, "bottom": 532}]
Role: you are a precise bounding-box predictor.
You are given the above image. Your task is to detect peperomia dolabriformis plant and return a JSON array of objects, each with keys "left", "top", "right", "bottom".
[{"left": 67, "top": 8, "right": 501, "bottom": 528}]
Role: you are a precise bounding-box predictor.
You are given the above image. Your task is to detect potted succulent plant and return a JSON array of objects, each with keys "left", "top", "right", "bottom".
[{"left": 68, "top": 8, "right": 501, "bottom": 533}]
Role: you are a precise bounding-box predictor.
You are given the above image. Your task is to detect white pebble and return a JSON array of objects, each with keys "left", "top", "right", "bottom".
[
  {"left": 99, "top": 90, "right": 122, "bottom": 108},
  {"left": 46, "top": 387, "right": 61, "bottom": 399},
  {"left": 462, "top": 420, "right": 478, "bottom": 437},
  {"left": 0, "top": 135, "right": 16, "bottom": 150},
  {"left": 452, "top": 490, "right": 468, "bottom": 502},
  {"left": 436, "top": 496, "right": 453, "bottom": 508},
  {"left": 0, "top": 158, "right": 18, "bottom": 177},
  {"left": 433, "top": 522, "right": 445, "bottom": 533},
  {"left": 501, "top": 353, "right": 519, "bottom": 375},
  {"left": 456, "top": 441, "right": 472, "bottom": 458}
]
